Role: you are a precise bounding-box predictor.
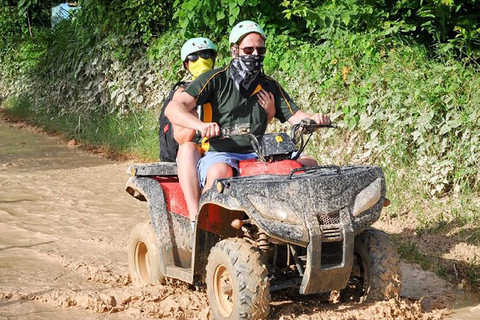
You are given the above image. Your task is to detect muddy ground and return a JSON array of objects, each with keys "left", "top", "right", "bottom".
[{"left": 0, "top": 116, "right": 479, "bottom": 320}]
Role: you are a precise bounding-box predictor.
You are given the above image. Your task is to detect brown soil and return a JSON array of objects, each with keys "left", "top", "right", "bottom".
[{"left": 0, "top": 114, "right": 478, "bottom": 320}]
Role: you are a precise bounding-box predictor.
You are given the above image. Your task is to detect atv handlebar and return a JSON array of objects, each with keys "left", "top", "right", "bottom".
[
  {"left": 291, "top": 118, "right": 336, "bottom": 136},
  {"left": 290, "top": 118, "right": 337, "bottom": 161},
  {"left": 219, "top": 119, "right": 336, "bottom": 139},
  {"left": 209, "top": 119, "right": 336, "bottom": 162},
  {"left": 218, "top": 124, "right": 265, "bottom": 160},
  {"left": 220, "top": 123, "right": 252, "bottom": 138}
]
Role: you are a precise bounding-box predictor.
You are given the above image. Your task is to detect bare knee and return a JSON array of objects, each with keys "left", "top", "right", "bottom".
[
  {"left": 178, "top": 142, "right": 200, "bottom": 157},
  {"left": 177, "top": 142, "right": 202, "bottom": 165},
  {"left": 298, "top": 156, "right": 318, "bottom": 167},
  {"left": 204, "top": 163, "right": 233, "bottom": 190}
]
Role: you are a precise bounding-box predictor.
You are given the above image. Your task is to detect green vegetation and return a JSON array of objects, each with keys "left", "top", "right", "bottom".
[
  {"left": 0, "top": 0, "right": 479, "bottom": 291},
  {"left": 2, "top": 96, "right": 159, "bottom": 160}
]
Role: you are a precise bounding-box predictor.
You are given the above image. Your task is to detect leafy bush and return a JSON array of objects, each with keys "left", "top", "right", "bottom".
[
  {"left": 77, "top": 0, "right": 176, "bottom": 44},
  {"left": 173, "top": 0, "right": 306, "bottom": 38},
  {"left": 281, "top": 0, "right": 480, "bottom": 61},
  {"left": 0, "top": 3, "right": 23, "bottom": 50}
]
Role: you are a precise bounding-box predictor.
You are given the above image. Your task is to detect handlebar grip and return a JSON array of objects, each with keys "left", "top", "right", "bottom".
[{"left": 316, "top": 123, "right": 337, "bottom": 128}]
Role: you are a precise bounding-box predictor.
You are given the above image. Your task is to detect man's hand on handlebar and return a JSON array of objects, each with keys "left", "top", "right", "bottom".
[
  {"left": 294, "top": 117, "right": 336, "bottom": 137},
  {"left": 310, "top": 113, "right": 331, "bottom": 126},
  {"left": 198, "top": 122, "right": 220, "bottom": 138}
]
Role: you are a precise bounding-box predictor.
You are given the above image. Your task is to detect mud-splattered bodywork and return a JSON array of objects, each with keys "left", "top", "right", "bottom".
[
  {"left": 200, "top": 165, "right": 386, "bottom": 294},
  {"left": 126, "top": 162, "right": 387, "bottom": 294}
]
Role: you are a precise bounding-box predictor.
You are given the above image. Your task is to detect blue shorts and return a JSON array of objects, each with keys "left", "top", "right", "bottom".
[{"left": 197, "top": 152, "right": 256, "bottom": 188}]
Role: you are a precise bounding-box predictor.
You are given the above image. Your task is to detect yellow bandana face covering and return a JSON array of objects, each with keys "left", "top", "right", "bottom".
[{"left": 189, "top": 58, "right": 214, "bottom": 79}]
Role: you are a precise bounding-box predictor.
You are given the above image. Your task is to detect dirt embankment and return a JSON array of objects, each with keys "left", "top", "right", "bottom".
[{"left": 0, "top": 116, "right": 478, "bottom": 320}]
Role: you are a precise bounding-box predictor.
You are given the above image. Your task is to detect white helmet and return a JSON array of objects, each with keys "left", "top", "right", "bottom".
[
  {"left": 180, "top": 37, "right": 217, "bottom": 62},
  {"left": 229, "top": 20, "right": 266, "bottom": 46}
]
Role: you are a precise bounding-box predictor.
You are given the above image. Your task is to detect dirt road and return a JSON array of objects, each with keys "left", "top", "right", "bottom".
[{"left": 0, "top": 118, "right": 478, "bottom": 319}]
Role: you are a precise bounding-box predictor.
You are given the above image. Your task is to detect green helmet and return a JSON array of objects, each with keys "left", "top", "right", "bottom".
[
  {"left": 229, "top": 20, "right": 267, "bottom": 46},
  {"left": 180, "top": 37, "right": 217, "bottom": 62}
]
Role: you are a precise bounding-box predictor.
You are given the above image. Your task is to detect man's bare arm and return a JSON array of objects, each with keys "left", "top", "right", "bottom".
[
  {"left": 165, "top": 91, "right": 220, "bottom": 138},
  {"left": 165, "top": 91, "right": 199, "bottom": 129}
]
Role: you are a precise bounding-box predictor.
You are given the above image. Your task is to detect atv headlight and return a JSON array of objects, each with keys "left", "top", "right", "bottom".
[
  {"left": 352, "top": 177, "right": 382, "bottom": 217},
  {"left": 248, "top": 194, "right": 302, "bottom": 224}
]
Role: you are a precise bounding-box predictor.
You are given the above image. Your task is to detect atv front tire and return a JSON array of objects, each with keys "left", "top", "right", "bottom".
[
  {"left": 341, "top": 228, "right": 402, "bottom": 302},
  {"left": 128, "top": 220, "right": 165, "bottom": 285},
  {"left": 206, "top": 238, "right": 270, "bottom": 320}
]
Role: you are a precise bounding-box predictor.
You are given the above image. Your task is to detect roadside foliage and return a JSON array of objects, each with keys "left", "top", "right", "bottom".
[{"left": 0, "top": 0, "right": 479, "bottom": 199}]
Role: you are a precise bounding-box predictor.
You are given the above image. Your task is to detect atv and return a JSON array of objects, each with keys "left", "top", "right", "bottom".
[{"left": 125, "top": 119, "right": 402, "bottom": 320}]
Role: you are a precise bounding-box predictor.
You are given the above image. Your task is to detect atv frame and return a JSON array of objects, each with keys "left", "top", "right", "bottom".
[{"left": 125, "top": 120, "right": 402, "bottom": 320}]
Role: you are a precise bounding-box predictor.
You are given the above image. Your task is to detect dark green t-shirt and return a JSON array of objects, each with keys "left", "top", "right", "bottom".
[{"left": 184, "top": 65, "right": 300, "bottom": 153}]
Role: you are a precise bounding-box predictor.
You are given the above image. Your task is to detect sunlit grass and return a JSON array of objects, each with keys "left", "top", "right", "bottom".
[{"left": 1, "top": 96, "right": 159, "bottom": 162}]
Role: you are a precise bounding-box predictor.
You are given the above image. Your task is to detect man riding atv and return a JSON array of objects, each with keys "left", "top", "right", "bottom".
[
  {"left": 164, "top": 36, "right": 276, "bottom": 231},
  {"left": 127, "top": 20, "right": 401, "bottom": 320},
  {"left": 165, "top": 20, "right": 330, "bottom": 194}
]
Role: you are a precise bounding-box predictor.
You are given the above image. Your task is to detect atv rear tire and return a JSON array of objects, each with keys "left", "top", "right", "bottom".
[
  {"left": 128, "top": 220, "right": 165, "bottom": 285},
  {"left": 206, "top": 238, "right": 270, "bottom": 320},
  {"left": 341, "top": 228, "right": 402, "bottom": 302}
]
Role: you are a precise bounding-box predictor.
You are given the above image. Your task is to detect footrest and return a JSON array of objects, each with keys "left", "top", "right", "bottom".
[{"left": 166, "top": 266, "right": 193, "bottom": 283}]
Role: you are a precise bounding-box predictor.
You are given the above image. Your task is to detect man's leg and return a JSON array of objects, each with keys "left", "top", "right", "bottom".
[
  {"left": 177, "top": 142, "right": 202, "bottom": 223},
  {"left": 298, "top": 155, "right": 318, "bottom": 167},
  {"left": 197, "top": 152, "right": 257, "bottom": 191},
  {"left": 204, "top": 163, "right": 234, "bottom": 191}
]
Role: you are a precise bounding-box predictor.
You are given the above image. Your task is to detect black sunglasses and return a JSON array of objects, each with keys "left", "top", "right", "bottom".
[
  {"left": 239, "top": 46, "right": 267, "bottom": 55},
  {"left": 186, "top": 50, "right": 215, "bottom": 62}
]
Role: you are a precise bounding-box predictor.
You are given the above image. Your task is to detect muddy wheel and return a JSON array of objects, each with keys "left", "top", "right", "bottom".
[
  {"left": 206, "top": 238, "right": 270, "bottom": 320},
  {"left": 128, "top": 220, "right": 165, "bottom": 285},
  {"left": 340, "top": 228, "right": 402, "bottom": 302}
]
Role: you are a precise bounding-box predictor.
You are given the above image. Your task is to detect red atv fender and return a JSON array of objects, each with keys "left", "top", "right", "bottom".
[{"left": 126, "top": 163, "right": 194, "bottom": 282}]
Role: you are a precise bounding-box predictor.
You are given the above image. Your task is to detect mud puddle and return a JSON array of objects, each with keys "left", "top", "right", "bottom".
[{"left": 0, "top": 118, "right": 478, "bottom": 319}]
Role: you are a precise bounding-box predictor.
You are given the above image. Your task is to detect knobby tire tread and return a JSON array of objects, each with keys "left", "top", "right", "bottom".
[
  {"left": 359, "top": 228, "right": 402, "bottom": 301},
  {"left": 207, "top": 238, "right": 270, "bottom": 320}
]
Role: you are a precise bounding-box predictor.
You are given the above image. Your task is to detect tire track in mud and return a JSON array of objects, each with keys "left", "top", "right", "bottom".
[
  {"left": 2, "top": 282, "right": 210, "bottom": 319},
  {"left": 1, "top": 277, "right": 449, "bottom": 320},
  {"left": 48, "top": 254, "right": 131, "bottom": 287},
  {"left": 1, "top": 286, "right": 450, "bottom": 320},
  {"left": 1, "top": 232, "right": 454, "bottom": 320}
]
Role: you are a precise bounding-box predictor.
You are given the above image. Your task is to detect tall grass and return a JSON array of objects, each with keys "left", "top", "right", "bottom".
[{"left": 2, "top": 96, "right": 159, "bottom": 161}]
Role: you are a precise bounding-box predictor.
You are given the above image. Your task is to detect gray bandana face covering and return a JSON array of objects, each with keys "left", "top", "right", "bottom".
[{"left": 230, "top": 55, "right": 264, "bottom": 97}]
